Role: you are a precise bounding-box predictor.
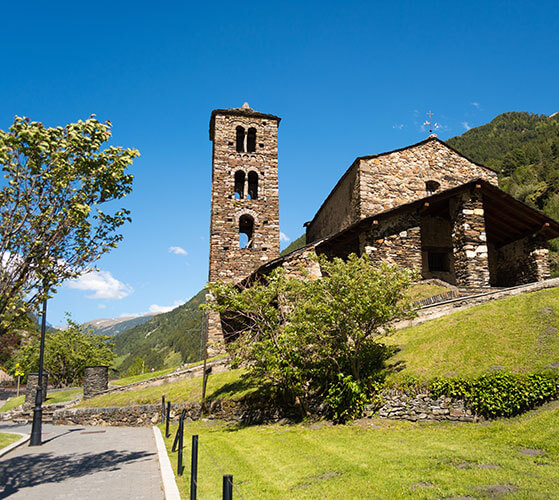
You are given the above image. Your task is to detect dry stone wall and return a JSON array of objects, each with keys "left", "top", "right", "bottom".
[{"left": 496, "top": 237, "right": 550, "bottom": 286}]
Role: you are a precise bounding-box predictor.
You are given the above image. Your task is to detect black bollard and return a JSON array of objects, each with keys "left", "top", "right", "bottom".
[
  {"left": 177, "top": 418, "right": 184, "bottom": 476},
  {"left": 190, "top": 435, "right": 198, "bottom": 499},
  {"left": 161, "top": 395, "right": 165, "bottom": 423},
  {"left": 222, "top": 475, "right": 233, "bottom": 500},
  {"left": 165, "top": 401, "right": 171, "bottom": 438}
]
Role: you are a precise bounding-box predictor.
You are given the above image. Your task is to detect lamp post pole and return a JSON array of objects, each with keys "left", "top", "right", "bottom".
[{"left": 29, "top": 296, "right": 47, "bottom": 446}]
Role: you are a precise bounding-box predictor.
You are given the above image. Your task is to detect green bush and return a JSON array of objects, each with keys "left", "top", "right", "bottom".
[{"left": 429, "top": 372, "right": 559, "bottom": 418}]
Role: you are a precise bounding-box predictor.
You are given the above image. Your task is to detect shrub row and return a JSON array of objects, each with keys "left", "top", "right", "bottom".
[{"left": 429, "top": 372, "right": 559, "bottom": 419}]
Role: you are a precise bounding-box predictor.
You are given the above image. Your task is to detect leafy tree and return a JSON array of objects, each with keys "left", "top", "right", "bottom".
[
  {"left": 0, "top": 116, "right": 139, "bottom": 337},
  {"left": 16, "top": 316, "right": 115, "bottom": 387},
  {"left": 204, "top": 254, "right": 417, "bottom": 420}
]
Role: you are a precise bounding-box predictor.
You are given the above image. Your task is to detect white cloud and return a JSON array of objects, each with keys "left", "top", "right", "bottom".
[
  {"left": 280, "top": 232, "right": 291, "bottom": 243},
  {"left": 392, "top": 124, "right": 405, "bottom": 130},
  {"left": 98, "top": 304, "right": 107, "bottom": 309},
  {"left": 462, "top": 121, "right": 471, "bottom": 131},
  {"left": 471, "top": 102, "right": 480, "bottom": 108},
  {"left": 67, "top": 270, "right": 133, "bottom": 300},
  {"left": 148, "top": 299, "right": 187, "bottom": 314},
  {"left": 169, "top": 246, "right": 188, "bottom": 256}
]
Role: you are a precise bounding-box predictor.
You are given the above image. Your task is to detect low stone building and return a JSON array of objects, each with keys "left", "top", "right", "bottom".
[{"left": 206, "top": 106, "right": 559, "bottom": 350}]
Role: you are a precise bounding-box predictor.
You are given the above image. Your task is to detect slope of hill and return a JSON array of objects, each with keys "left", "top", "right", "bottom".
[
  {"left": 112, "top": 288, "right": 206, "bottom": 373},
  {"left": 85, "top": 314, "right": 157, "bottom": 336},
  {"left": 280, "top": 234, "right": 306, "bottom": 255},
  {"left": 385, "top": 287, "right": 559, "bottom": 380},
  {"left": 447, "top": 112, "right": 559, "bottom": 218}
]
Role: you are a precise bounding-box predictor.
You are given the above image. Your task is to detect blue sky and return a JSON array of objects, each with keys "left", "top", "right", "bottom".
[{"left": 1, "top": 0, "right": 558, "bottom": 325}]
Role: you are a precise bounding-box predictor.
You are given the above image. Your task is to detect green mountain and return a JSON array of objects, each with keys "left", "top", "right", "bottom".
[
  {"left": 112, "top": 288, "right": 206, "bottom": 374},
  {"left": 447, "top": 112, "right": 559, "bottom": 218},
  {"left": 281, "top": 234, "right": 306, "bottom": 255},
  {"left": 85, "top": 314, "right": 156, "bottom": 337}
]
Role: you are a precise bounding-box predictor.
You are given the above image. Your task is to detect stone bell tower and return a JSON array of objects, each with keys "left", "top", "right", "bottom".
[{"left": 206, "top": 103, "right": 281, "bottom": 353}]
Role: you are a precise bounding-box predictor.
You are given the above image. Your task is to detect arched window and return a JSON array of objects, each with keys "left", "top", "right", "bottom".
[
  {"left": 235, "top": 126, "right": 245, "bottom": 152},
  {"left": 247, "top": 171, "right": 259, "bottom": 200},
  {"left": 239, "top": 214, "right": 254, "bottom": 248},
  {"left": 234, "top": 171, "right": 245, "bottom": 199},
  {"left": 247, "top": 127, "right": 257, "bottom": 153},
  {"left": 425, "top": 180, "right": 441, "bottom": 196}
]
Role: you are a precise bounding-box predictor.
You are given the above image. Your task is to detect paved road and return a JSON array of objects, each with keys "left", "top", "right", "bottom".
[{"left": 0, "top": 423, "right": 164, "bottom": 499}]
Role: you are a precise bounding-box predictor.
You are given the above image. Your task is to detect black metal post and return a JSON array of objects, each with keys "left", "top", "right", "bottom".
[
  {"left": 173, "top": 409, "right": 187, "bottom": 452},
  {"left": 165, "top": 401, "right": 171, "bottom": 438},
  {"left": 161, "top": 395, "right": 165, "bottom": 423},
  {"left": 190, "top": 434, "right": 198, "bottom": 500},
  {"left": 29, "top": 297, "right": 47, "bottom": 446},
  {"left": 177, "top": 413, "right": 184, "bottom": 476},
  {"left": 222, "top": 475, "right": 233, "bottom": 500}
]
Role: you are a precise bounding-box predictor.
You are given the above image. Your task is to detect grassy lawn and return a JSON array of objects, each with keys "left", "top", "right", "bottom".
[
  {"left": 110, "top": 367, "right": 176, "bottom": 386},
  {"left": 79, "top": 368, "right": 253, "bottom": 408},
  {"left": 162, "top": 402, "right": 559, "bottom": 499},
  {"left": 409, "top": 282, "right": 451, "bottom": 302},
  {"left": 0, "top": 432, "right": 21, "bottom": 449},
  {"left": 386, "top": 288, "right": 559, "bottom": 381},
  {"left": 0, "top": 388, "right": 82, "bottom": 412}
]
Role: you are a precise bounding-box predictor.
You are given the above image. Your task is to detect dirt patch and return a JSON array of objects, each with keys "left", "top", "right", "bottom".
[
  {"left": 519, "top": 448, "right": 545, "bottom": 456},
  {"left": 477, "top": 463, "right": 501, "bottom": 469},
  {"left": 479, "top": 484, "right": 517, "bottom": 497},
  {"left": 415, "top": 482, "right": 435, "bottom": 488},
  {"left": 547, "top": 362, "right": 559, "bottom": 368}
]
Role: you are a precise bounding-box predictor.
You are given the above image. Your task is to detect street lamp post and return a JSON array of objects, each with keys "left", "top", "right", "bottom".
[{"left": 29, "top": 296, "right": 47, "bottom": 446}]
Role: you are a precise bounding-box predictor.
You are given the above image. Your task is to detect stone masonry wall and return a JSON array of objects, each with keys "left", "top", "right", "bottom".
[
  {"left": 451, "top": 190, "right": 491, "bottom": 287},
  {"left": 496, "top": 237, "right": 550, "bottom": 286},
  {"left": 83, "top": 366, "right": 109, "bottom": 400},
  {"left": 308, "top": 137, "right": 498, "bottom": 243},
  {"left": 306, "top": 164, "right": 360, "bottom": 242},
  {"left": 373, "top": 390, "right": 478, "bottom": 422},
  {"left": 208, "top": 109, "right": 280, "bottom": 284},
  {"left": 24, "top": 373, "right": 48, "bottom": 408},
  {"left": 360, "top": 212, "right": 422, "bottom": 270}
]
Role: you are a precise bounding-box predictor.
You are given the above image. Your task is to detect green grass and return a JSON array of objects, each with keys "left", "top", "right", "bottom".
[
  {"left": 408, "top": 282, "right": 451, "bottom": 302},
  {"left": 0, "top": 388, "right": 82, "bottom": 412},
  {"left": 0, "top": 432, "right": 21, "bottom": 449},
  {"left": 79, "top": 368, "right": 253, "bottom": 408},
  {"left": 162, "top": 401, "right": 559, "bottom": 499},
  {"left": 386, "top": 288, "right": 559, "bottom": 381},
  {"left": 110, "top": 367, "right": 176, "bottom": 386}
]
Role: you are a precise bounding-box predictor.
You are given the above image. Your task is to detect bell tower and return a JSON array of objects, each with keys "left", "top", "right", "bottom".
[
  {"left": 206, "top": 104, "right": 281, "bottom": 354},
  {"left": 208, "top": 103, "right": 281, "bottom": 284}
]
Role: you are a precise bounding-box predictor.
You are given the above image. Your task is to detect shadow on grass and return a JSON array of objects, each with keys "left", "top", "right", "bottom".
[
  {"left": 206, "top": 374, "right": 258, "bottom": 401},
  {"left": 0, "top": 449, "right": 155, "bottom": 498}
]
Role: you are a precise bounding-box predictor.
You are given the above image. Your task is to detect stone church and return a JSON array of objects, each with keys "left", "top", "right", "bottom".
[{"left": 206, "top": 104, "right": 559, "bottom": 353}]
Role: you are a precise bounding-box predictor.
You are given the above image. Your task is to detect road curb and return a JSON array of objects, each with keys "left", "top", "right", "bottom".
[
  {"left": 0, "top": 432, "right": 30, "bottom": 458},
  {"left": 153, "top": 426, "right": 181, "bottom": 500}
]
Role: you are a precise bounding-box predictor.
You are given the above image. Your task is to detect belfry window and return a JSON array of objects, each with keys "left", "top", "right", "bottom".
[
  {"left": 234, "top": 171, "right": 245, "bottom": 199},
  {"left": 425, "top": 180, "right": 441, "bottom": 196},
  {"left": 235, "top": 126, "right": 245, "bottom": 152},
  {"left": 247, "top": 171, "right": 259, "bottom": 200},
  {"left": 247, "top": 128, "right": 257, "bottom": 153},
  {"left": 239, "top": 214, "right": 254, "bottom": 248}
]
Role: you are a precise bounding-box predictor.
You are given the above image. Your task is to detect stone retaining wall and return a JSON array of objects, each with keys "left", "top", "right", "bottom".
[{"left": 373, "top": 391, "right": 478, "bottom": 422}]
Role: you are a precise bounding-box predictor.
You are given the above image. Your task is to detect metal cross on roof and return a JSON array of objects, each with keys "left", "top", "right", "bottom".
[{"left": 424, "top": 110, "right": 440, "bottom": 135}]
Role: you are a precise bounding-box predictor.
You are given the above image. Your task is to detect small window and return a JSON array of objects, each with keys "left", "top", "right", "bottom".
[
  {"left": 239, "top": 214, "right": 254, "bottom": 248},
  {"left": 247, "top": 171, "right": 258, "bottom": 200},
  {"left": 234, "top": 171, "right": 245, "bottom": 199},
  {"left": 428, "top": 251, "right": 449, "bottom": 272},
  {"left": 235, "top": 126, "right": 245, "bottom": 152},
  {"left": 426, "top": 180, "right": 441, "bottom": 196},
  {"left": 247, "top": 128, "right": 257, "bottom": 153}
]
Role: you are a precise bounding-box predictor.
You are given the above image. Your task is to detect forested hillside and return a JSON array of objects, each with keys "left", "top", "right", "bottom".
[
  {"left": 447, "top": 112, "right": 559, "bottom": 218},
  {"left": 113, "top": 288, "right": 206, "bottom": 374}
]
